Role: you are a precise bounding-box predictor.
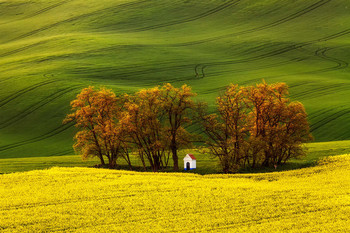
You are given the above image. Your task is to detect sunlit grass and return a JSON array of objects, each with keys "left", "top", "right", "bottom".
[{"left": 2, "top": 140, "right": 350, "bottom": 174}]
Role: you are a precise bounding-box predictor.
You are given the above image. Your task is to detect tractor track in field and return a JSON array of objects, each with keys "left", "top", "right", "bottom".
[
  {"left": 0, "top": 0, "right": 72, "bottom": 26},
  {"left": 256, "top": 46, "right": 349, "bottom": 81},
  {"left": 186, "top": 27, "right": 350, "bottom": 83},
  {"left": 126, "top": 0, "right": 240, "bottom": 32},
  {"left": 198, "top": 77, "right": 266, "bottom": 95},
  {"left": 60, "top": 27, "right": 350, "bottom": 85},
  {"left": 1, "top": 1, "right": 346, "bottom": 86},
  {"left": 333, "top": 130, "right": 350, "bottom": 141},
  {"left": 195, "top": 58, "right": 308, "bottom": 95},
  {"left": 313, "top": 47, "right": 349, "bottom": 72},
  {"left": 0, "top": 85, "right": 82, "bottom": 129},
  {"left": 307, "top": 107, "right": 339, "bottom": 123},
  {"left": 175, "top": 0, "right": 332, "bottom": 46},
  {"left": 194, "top": 64, "right": 207, "bottom": 79},
  {"left": 68, "top": 63, "right": 196, "bottom": 81},
  {"left": 199, "top": 80, "right": 315, "bottom": 97},
  {"left": 310, "top": 108, "right": 350, "bottom": 132},
  {"left": 0, "top": 80, "right": 57, "bottom": 108},
  {"left": 0, "top": 76, "right": 16, "bottom": 83},
  {"left": 0, "top": 41, "right": 46, "bottom": 58},
  {"left": 0, "top": 122, "right": 74, "bottom": 152},
  {"left": 207, "top": 27, "right": 350, "bottom": 67},
  {"left": 179, "top": 28, "right": 350, "bottom": 84},
  {"left": 288, "top": 81, "right": 316, "bottom": 90},
  {"left": 48, "top": 149, "right": 74, "bottom": 156},
  {"left": 24, "top": 0, "right": 72, "bottom": 19},
  {"left": 291, "top": 83, "right": 350, "bottom": 99},
  {"left": 0, "top": 0, "right": 328, "bottom": 61},
  {"left": 4, "top": 0, "right": 149, "bottom": 44},
  {"left": 204, "top": 57, "right": 308, "bottom": 79},
  {"left": 5, "top": 37, "right": 347, "bottom": 90}
]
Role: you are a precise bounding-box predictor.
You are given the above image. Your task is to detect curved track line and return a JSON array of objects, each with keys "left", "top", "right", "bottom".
[
  {"left": 175, "top": 0, "right": 332, "bottom": 46},
  {"left": 195, "top": 27, "right": 350, "bottom": 72},
  {"left": 127, "top": 0, "right": 240, "bottom": 32},
  {"left": 1, "top": 1, "right": 343, "bottom": 86},
  {"left": 0, "top": 0, "right": 72, "bottom": 26},
  {"left": 194, "top": 64, "right": 207, "bottom": 79},
  {"left": 314, "top": 47, "right": 349, "bottom": 72},
  {"left": 0, "top": 122, "right": 74, "bottom": 152},
  {"left": 307, "top": 107, "right": 341, "bottom": 128},
  {"left": 0, "top": 80, "right": 57, "bottom": 108},
  {"left": 195, "top": 58, "right": 308, "bottom": 95},
  {"left": 0, "top": 41, "right": 46, "bottom": 58},
  {"left": 25, "top": 0, "right": 72, "bottom": 19},
  {"left": 264, "top": 46, "right": 350, "bottom": 80},
  {"left": 292, "top": 84, "right": 350, "bottom": 99},
  {"left": 100, "top": 27, "right": 350, "bottom": 84},
  {"left": 47, "top": 149, "right": 74, "bottom": 156},
  {"left": 0, "top": 86, "right": 82, "bottom": 129},
  {"left": 205, "top": 57, "right": 307, "bottom": 79},
  {"left": 163, "top": 28, "right": 350, "bottom": 85},
  {"left": 310, "top": 108, "right": 350, "bottom": 132},
  {"left": 5, "top": 0, "right": 148, "bottom": 44}
]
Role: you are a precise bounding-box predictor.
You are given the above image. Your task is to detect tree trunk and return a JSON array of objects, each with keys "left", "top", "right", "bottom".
[
  {"left": 172, "top": 146, "right": 179, "bottom": 171},
  {"left": 109, "top": 157, "right": 117, "bottom": 168},
  {"left": 100, "top": 156, "right": 105, "bottom": 166},
  {"left": 262, "top": 151, "right": 270, "bottom": 167}
]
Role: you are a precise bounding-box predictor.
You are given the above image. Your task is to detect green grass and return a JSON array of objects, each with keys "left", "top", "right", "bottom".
[
  {"left": 0, "top": 0, "right": 350, "bottom": 158},
  {"left": 2, "top": 140, "right": 350, "bottom": 174}
]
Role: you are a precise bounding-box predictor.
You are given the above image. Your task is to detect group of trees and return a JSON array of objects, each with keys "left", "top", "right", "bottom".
[
  {"left": 64, "top": 84, "right": 196, "bottom": 172},
  {"left": 198, "top": 82, "right": 312, "bottom": 172},
  {"left": 64, "top": 81, "right": 312, "bottom": 173}
]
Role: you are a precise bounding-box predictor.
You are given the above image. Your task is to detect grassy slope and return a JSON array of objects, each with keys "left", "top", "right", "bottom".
[
  {"left": 1, "top": 154, "right": 349, "bottom": 232},
  {"left": 0, "top": 0, "right": 350, "bottom": 158},
  {"left": 2, "top": 140, "right": 350, "bottom": 174}
]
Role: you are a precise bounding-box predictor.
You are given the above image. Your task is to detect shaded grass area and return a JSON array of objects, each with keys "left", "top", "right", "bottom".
[{"left": 2, "top": 140, "right": 350, "bottom": 174}]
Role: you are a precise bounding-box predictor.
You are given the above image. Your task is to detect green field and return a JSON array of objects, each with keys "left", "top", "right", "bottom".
[
  {"left": 1, "top": 140, "right": 350, "bottom": 174},
  {"left": 1, "top": 154, "right": 349, "bottom": 232},
  {"left": 0, "top": 0, "right": 350, "bottom": 158}
]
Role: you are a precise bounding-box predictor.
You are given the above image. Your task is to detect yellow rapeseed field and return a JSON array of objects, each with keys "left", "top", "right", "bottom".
[{"left": 1, "top": 155, "right": 350, "bottom": 232}]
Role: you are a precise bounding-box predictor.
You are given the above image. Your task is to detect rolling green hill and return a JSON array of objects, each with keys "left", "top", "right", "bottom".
[{"left": 0, "top": 0, "right": 350, "bottom": 158}]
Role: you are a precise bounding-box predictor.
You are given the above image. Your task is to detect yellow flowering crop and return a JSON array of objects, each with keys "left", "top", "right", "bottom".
[{"left": 1, "top": 155, "right": 349, "bottom": 232}]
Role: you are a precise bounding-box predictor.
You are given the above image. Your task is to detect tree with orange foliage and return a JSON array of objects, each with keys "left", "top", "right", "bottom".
[
  {"left": 161, "top": 83, "right": 196, "bottom": 171},
  {"left": 246, "top": 81, "right": 312, "bottom": 167},
  {"left": 120, "top": 87, "right": 169, "bottom": 172},
  {"left": 198, "top": 84, "right": 250, "bottom": 173},
  {"left": 199, "top": 81, "right": 312, "bottom": 173},
  {"left": 64, "top": 87, "right": 131, "bottom": 169},
  {"left": 120, "top": 84, "right": 197, "bottom": 172}
]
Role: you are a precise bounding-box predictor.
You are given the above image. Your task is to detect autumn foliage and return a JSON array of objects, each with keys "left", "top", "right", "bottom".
[
  {"left": 65, "top": 84, "right": 196, "bottom": 172},
  {"left": 199, "top": 81, "right": 312, "bottom": 173},
  {"left": 65, "top": 81, "right": 311, "bottom": 173},
  {"left": 63, "top": 87, "right": 131, "bottom": 169},
  {"left": 121, "top": 87, "right": 169, "bottom": 172}
]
